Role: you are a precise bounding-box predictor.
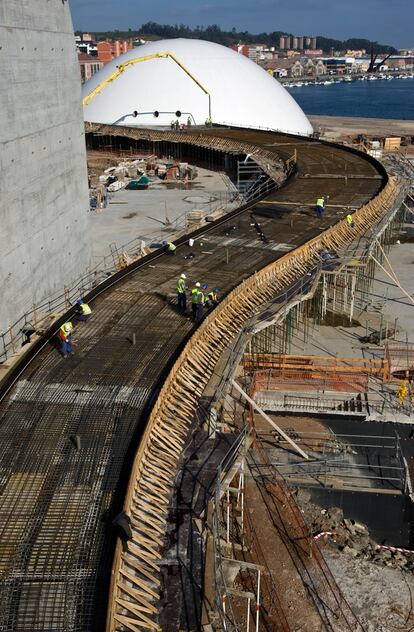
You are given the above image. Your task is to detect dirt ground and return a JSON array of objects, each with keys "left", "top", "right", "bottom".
[
  {"left": 247, "top": 411, "right": 414, "bottom": 631},
  {"left": 241, "top": 477, "right": 326, "bottom": 631},
  {"left": 309, "top": 115, "right": 414, "bottom": 143},
  {"left": 323, "top": 545, "right": 414, "bottom": 632}
]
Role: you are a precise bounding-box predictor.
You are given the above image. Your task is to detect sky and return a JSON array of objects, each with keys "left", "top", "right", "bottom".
[{"left": 69, "top": 0, "right": 414, "bottom": 49}]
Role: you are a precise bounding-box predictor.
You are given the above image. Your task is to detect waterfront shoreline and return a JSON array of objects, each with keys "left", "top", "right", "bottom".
[
  {"left": 280, "top": 72, "right": 414, "bottom": 87},
  {"left": 286, "top": 77, "right": 414, "bottom": 122},
  {"left": 309, "top": 114, "right": 414, "bottom": 141}
]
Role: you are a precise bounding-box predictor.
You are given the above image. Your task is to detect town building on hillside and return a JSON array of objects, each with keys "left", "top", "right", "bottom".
[
  {"left": 97, "top": 40, "right": 133, "bottom": 65},
  {"left": 302, "top": 58, "right": 327, "bottom": 76},
  {"left": 231, "top": 43, "right": 278, "bottom": 63},
  {"left": 75, "top": 33, "right": 98, "bottom": 56},
  {"left": 346, "top": 49, "right": 366, "bottom": 57},
  {"left": 78, "top": 52, "right": 103, "bottom": 83},
  {"left": 304, "top": 49, "right": 323, "bottom": 57},
  {"left": 386, "top": 55, "right": 414, "bottom": 70},
  {"left": 263, "top": 58, "right": 295, "bottom": 77}
]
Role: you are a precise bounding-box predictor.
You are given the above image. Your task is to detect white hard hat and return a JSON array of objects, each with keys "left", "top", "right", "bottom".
[
  {"left": 181, "top": 273, "right": 186, "bottom": 279},
  {"left": 195, "top": 282, "right": 200, "bottom": 287},
  {"left": 64, "top": 324, "right": 71, "bottom": 332}
]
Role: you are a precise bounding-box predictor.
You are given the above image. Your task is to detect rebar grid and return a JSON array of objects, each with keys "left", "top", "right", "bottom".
[{"left": 0, "top": 126, "right": 394, "bottom": 632}]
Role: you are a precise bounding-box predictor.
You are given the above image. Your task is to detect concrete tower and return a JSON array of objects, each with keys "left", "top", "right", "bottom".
[{"left": 0, "top": 1, "right": 90, "bottom": 336}]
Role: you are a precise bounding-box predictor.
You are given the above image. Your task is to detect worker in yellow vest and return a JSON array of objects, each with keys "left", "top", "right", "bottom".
[
  {"left": 191, "top": 283, "right": 200, "bottom": 320},
  {"left": 76, "top": 298, "right": 92, "bottom": 322},
  {"left": 346, "top": 214, "right": 354, "bottom": 227},
  {"left": 176, "top": 273, "right": 187, "bottom": 313},
  {"left": 58, "top": 322, "right": 74, "bottom": 358},
  {"left": 396, "top": 380, "right": 408, "bottom": 407},
  {"left": 206, "top": 288, "right": 219, "bottom": 309},
  {"left": 315, "top": 196, "right": 325, "bottom": 219},
  {"left": 195, "top": 284, "right": 205, "bottom": 323},
  {"left": 163, "top": 241, "right": 177, "bottom": 255}
]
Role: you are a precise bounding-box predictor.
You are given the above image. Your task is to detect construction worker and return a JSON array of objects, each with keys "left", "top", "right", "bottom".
[
  {"left": 187, "top": 116, "right": 192, "bottom": 127},
  {"left": 163, "top": 241, "right": 176, "bottom": 255},
  {"left": 58, "top": 321, "right": 74, "bottom": 358},
  {"left": 170, "top": 120, "right": 175, "bottom": 130},
  {"left": 191, "top": 282, "right": 201, "bottom": 320},
  {"left": 195, "top": 284, "right": 205, "bottom": 324},
  {"left": 76, "top": 298, "right": 92, "bottom": 321},
  {"left": 205, "top": 116, "right": 212, "bottom": 127},
  {"left": 315, "top": 196, "right": 325, "bottom": 219},
  {"left": 396, "top": 379, "right": 408, "bottom": 407},
  {"left": 346, "top": 214, "right": 354, "bottom": 227},
  {"left": 206, "top": 288, "right": 219, "bottom": 309},
  {"left": 177, "top": 273, "right": 187, "bottom": 313}
]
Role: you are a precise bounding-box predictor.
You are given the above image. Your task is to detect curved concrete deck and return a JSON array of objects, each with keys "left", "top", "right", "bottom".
[{"left": 0, "top": 127, "right": 387, "bottom": 631}]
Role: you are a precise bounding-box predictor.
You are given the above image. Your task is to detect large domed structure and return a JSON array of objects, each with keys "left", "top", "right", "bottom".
[{"left": 83, "top": 39, "right": 312, "bottom": 136}]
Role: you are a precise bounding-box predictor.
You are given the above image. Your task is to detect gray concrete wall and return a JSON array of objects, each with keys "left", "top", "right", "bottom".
[{"left": 0, "top": 1, "right": 90, "bottom": 334}]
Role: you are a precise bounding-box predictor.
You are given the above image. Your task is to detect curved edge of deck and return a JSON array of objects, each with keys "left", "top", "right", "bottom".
[{"left": 107, "top": 175, "right": 398, "bottom": 632}]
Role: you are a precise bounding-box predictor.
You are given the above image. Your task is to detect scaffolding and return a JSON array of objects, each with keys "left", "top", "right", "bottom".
[{"left": 209, "top": 426, "right": 292, "bottom": 632}]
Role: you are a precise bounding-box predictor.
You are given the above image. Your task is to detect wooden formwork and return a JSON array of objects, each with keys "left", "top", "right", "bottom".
[
  {"left": 106, "top": 169, "right": 398, "bottom": 630},
  {"left": 86, "top": 123, "right": 289, "bottom": 185}
]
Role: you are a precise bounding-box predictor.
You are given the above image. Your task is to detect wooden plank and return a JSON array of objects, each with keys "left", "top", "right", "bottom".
[
  {"left": 119, "top": 567, "right": 160, "bottom": 597},
  {"left": 114, "top": 613, "right": 156, "bottom": 631},
  {"left": 117, "top": 598, "right": 156, "bottom": 617},
  {"left": 122, "top": 555, "right": 161, "bottom": 586},
  {"left": 117, "top": 582, "right": 157, "bottom": 611}
]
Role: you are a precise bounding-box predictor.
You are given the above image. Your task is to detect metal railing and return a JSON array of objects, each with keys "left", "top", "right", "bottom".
[{"left": 256, "top": 393, "right": 368, "bottom": 414}]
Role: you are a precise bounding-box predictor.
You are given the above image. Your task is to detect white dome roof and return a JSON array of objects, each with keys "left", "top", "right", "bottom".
[{"left": 83, "top": 39, "right": 312, "bottom": 136}]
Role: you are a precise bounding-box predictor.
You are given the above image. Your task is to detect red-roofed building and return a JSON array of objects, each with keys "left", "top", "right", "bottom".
[
  {"left": 231, "top": 44, "right": 249, "bottom": 57},
  {"left": 97, "top": 40, "right": 133, "bottom": 65}
]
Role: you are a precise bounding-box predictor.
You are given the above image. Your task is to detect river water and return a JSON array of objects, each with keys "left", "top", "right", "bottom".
[{"left": 286, "top": 77, "right": 414, "bottom": 120}]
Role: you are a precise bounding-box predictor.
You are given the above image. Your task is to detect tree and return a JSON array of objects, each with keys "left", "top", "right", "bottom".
[{"left": 94, "top": 23, "right": 397, "bottom": 55}]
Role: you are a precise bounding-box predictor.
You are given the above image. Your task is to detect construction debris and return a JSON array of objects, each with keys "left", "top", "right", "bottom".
[
  {"left": 297, "top": 496, "right": 414, "bottom": 571},
  {"left": 89, "top": 154, "right": 199, "bottom": 210}
]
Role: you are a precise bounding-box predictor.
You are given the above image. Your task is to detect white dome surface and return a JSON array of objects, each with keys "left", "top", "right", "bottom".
[{"left": 83, "top": 39, "right": 312, "bottom": 136}]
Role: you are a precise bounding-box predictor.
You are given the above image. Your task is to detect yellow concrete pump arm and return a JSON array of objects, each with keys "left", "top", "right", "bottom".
[{"left": 82, "top": 51, "right": 211, "bottom": 116}]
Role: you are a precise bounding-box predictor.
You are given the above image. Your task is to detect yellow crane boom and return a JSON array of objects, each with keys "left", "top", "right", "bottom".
[{"left": 82, "top": 51, "right": 211, "bottom": 117}]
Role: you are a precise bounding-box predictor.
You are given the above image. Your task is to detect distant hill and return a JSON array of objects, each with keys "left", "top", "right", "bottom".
[{"left": 92, "top": 23, "right": 397, "bottom": 55}]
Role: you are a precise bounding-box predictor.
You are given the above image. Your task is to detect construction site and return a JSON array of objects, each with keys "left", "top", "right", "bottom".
[{"left": 2, "top": 5, "right": 414, "bottom": 632}]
